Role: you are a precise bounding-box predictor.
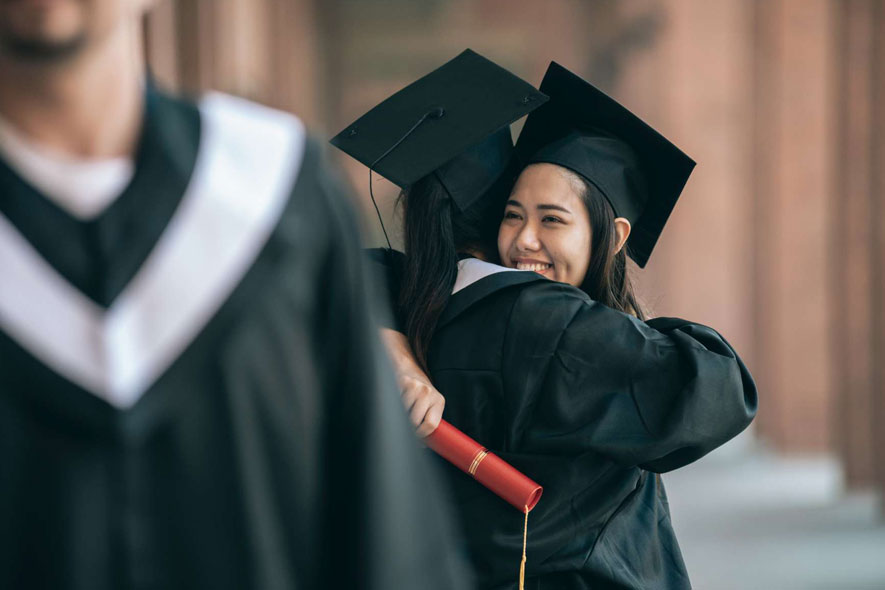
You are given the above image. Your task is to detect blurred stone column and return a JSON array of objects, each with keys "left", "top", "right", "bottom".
[
  {"left": 641, "top": 0, "right": 756, "bottom": 369},
  {"left": 597, "top": 0, "right": 756, "bottom": 381},
  {"left": 750, "top": 0, "right": 837, "bottom": 452},
  {"left": 142, "top": 0, "right": 180, "bottom": 89},
  {"left": 749, "top": 0, "right": 779, "bottom": 449},
  {"left": 833, "top": 0, "right": 877, "bottom": 490},
  {"left": 144, "top": 0, "right": 325, "bottom": 128},
  {"left": 872, "top": 1, "right": 885, "bottom": 509},
  {"left": 264, "top": 0, "right": 326, "bottom": 128}
]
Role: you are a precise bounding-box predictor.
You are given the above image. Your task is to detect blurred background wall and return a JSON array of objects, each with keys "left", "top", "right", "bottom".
[{"left": 143, "top": 0, "right": 885, "bottom": 512}]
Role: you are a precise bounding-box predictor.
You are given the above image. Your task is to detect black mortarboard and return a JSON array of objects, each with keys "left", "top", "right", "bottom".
[
  {"left": 330, "top": 49, "right": 547, "bottom": 213},
  {"left": 515, "top": 62, "right": 696, "bottom": 268}
]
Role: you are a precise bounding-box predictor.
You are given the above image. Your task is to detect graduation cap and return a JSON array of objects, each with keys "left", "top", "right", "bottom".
[
  {"left": 514, "top": 62, "right": 696, "bottom": 268},
  {"left": 331, "top": 49, "right": 547, "bottom": 246}
]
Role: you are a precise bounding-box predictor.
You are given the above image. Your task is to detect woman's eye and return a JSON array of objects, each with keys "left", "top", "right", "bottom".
[
  {"left": 542, "top": 215, "right": 563, "bottom": 224},
  {"left": 504, "top": 211, "right": 522, "bottom": 220}
]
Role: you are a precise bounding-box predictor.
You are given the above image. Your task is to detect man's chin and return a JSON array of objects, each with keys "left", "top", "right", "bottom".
[{"left": 0, "top": 32, "right": 86, "bottom": 61}]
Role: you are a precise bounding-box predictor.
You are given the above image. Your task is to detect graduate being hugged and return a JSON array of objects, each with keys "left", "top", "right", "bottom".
[{"left": 333, "top": 54, "right": 758, "bottom": 589}]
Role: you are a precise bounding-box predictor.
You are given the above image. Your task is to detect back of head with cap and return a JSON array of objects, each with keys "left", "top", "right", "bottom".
[{"left": 330, "top": 49, "right": 546, "bottom": 371}]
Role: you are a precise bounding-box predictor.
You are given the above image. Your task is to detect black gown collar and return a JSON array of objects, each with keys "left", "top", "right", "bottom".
[
  {"left": 437, "top": 269, "right": 544, "bottom": 329},
  {"left": 0, "top": 86, "right": 201, "bottom": 308}
]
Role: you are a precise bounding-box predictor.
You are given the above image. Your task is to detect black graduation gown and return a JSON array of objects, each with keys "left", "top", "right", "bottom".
[
  {"left": 0, "top": 91, "right": 469, "bottom": 590},
  {"left": 370, "top": 252, "right": 757, "bottom": 589}
]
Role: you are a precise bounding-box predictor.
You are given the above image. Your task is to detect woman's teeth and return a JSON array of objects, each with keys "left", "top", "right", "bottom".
[{"left": 516, "top": 262, "right": 552, "bottom": 272}]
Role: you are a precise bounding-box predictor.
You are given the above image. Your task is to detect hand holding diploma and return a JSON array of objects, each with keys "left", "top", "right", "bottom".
[
  {"left": 383, "top": 328, "right": 542, "bottom": 511},
  {"left": 425, "top": 420, "right": 543, "bottom": 512}
]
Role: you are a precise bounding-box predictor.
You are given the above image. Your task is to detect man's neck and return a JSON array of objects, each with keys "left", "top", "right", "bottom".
[{"left": 0, "top": 23, "right": 144, "bottom": 160}]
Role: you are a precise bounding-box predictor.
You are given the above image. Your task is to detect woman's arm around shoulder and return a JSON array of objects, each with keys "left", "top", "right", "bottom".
[{"left": 502, "top": 281, "right": 758, "bottom": 472}]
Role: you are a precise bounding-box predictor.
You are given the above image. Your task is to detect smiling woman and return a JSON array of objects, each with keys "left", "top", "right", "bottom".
[
  {"left": 500, "top": 161, "right": 643, "bottom": 317},
  {"left": 496, "top": 62, "right": 697, "bottom": 321}
]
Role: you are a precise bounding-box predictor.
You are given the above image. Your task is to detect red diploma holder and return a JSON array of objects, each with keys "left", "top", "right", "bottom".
[{"left": 425, "top": 420, "right": 542, "bottom": 512}]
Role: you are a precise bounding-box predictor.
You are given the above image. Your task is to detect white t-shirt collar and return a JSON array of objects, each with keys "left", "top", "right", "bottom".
[
  {"left": 0, "top": 112, "right": 135, "bottom": 220},
  {"left": 452, "top": 257, "right": 521, "bottom": 294}
]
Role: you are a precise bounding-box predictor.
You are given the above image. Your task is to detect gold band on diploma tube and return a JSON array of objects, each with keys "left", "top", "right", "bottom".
[{"left": 468, "top": 449, "right": 489, "bottom": 477}]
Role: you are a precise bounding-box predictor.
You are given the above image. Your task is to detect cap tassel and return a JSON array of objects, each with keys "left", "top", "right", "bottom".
[
  {"left": 367, "top": 170, "right": 393, "bottom": 250},
  {"left": 519, "top": 505, "right": 529, "bottom": 590},
  {"left": 367, "top": 107, "right": 446, "bottom": 251}
]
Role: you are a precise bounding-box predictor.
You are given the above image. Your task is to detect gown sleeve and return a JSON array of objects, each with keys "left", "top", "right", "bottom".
[
  {"left": 305, "top": 149, "right": 470, "bottom": 589},
  {"left": 502, "top": 282, "right": 757, "bottom": 473}
]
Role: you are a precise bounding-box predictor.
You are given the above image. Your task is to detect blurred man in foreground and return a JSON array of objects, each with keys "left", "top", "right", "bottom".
[{"left": 0, "top": 1, "right": 468, "bottom": 588}]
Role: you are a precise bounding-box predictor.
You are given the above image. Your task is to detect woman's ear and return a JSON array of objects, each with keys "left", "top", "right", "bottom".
[{"left": 613, "top": 218, "right": 632, "bottom": 254}]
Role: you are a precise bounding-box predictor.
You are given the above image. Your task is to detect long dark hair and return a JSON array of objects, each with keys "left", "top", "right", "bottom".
[
  {"left": 398, "top": 174, "right": 500, "bottom": 372},
  {"left": 574, "top": 173, "right": 646, "bottom": 319}
]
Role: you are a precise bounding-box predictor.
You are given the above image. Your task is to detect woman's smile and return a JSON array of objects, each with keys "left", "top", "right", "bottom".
[{"left": 511, "top": 257, "right": 554, "bottom": 275}]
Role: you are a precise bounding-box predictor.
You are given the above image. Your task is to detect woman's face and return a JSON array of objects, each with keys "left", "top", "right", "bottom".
[{"left": 497, "top": 163, "right": 592, "bottom": 287}]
